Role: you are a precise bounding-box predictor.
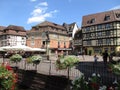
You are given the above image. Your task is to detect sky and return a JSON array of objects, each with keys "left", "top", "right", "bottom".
[{"left": 0, "top": 0, "right": 120, "bottom": 30}]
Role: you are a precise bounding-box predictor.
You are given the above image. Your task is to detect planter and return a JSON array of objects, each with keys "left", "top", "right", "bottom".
[{"left": 33, "top": 60, "right": 40, "bottom": 65}]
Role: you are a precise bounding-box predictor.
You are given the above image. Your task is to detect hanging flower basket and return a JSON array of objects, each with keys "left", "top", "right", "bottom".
[
  {"left": 56, "top": 55, "right": 79, "bottom": 70},
  {"left": 27, "top": 55, "right": 42, "bottom": 65},
  {"left": 10, "top": 54, "right": 22, "bottom": 63}
]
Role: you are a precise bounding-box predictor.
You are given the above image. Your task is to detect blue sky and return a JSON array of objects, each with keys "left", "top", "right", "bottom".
[{"left": 0, "top": 0, "right": 120, "bottom": 30}]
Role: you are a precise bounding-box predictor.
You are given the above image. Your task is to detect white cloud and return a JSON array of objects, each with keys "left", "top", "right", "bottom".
[
  {"left": 30, "top": 0, "right": 37, "bottom": 2},
  {"left": 27, "top": 2, "right": 58, "bottom": 24},
  {"left": 110, "top": 5, "right": 120, "bottom": 10},
  {"left": 39, "top": 2, "right": 48, "bottom": 7}
]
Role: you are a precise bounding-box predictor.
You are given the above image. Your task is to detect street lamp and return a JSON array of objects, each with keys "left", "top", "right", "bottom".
[
  {"left": 45, "top": 31, "right": 51, "bottom": 75},
  {"left": 45, "top": 31, "right": 50, "bottom": 60}
]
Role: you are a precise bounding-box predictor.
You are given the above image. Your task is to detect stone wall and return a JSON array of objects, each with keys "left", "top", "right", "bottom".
[{"left": 17, "top": 69, "right": 68, "bottom": 90}]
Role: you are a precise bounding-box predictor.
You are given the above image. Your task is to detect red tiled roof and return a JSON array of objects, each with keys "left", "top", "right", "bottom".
[
  {"left": 82, "top": 9, "right": 120, "bottom": 27},
  {"left": 0, "top": 26, "right": 6, "bottom": 31},
  {"left": 5, "top": 25, "right": 26, "bottom": 31},
  {"left": 33, "top": 21, "right": 65, "bottom": 30}
]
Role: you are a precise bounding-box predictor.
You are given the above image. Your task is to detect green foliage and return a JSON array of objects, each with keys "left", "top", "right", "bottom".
[
  {"left": 56, "top": 55, "right": 79, "bottom": 70},
  {"left": 72, "top": 74, "right": 89, "bottom": 90},
  {"left": 108, "top": 62, "right": 120, "bottom": 75},
  {"left": 112, "top": 63, "right": 120, "bottom": 75},
  {"left": 10, "top": 54, "right": 22, "bottom": 62},
  {"left": 90, "top": 73, "right": 101, "bottom": 84},
  {"left": 0, "top": 65, "right": 16, "bottom": 90},
  {"left": 27, "top": 55, "right": 42, "bottom": 64}
]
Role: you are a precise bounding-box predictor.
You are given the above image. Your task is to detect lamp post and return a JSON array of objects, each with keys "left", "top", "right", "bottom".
[{"left": 45, "top": 31, "right": 51, "bottom": 75}]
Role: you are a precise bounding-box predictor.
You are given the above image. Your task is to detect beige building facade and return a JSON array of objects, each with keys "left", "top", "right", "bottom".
[{"left": 81, "top": 9, "right": 120, "bottom": 55}]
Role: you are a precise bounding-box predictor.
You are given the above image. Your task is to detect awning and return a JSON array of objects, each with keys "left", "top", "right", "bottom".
[
  {"left": 58, "top": 48, "right": 72, "bottom": 51},
  {"left": 0, "top": 45, "right": 46, "bottom": 52}
]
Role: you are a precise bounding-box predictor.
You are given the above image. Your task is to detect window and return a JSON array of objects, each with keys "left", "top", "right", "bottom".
[
  {"left": 106, "top": 31, "right": 110, "bottom": 36},
  {"left": 90, "top": 18, "right": 95, "bottom": 23},
  {"left": 31, "top": 36, "right": 34, "bottom": 45},
  {"left": 3, "top": 30, "right": 6, "bottom": 33},
  {"left": 97, "top": 32, "right": 102, "bottom": 36},
  {"left": 105, "top": 24, "right": 110, "bottom": 28},
  {"left": 42, "top": 32, "right": 46, "bottom": 38},
  {"left": 22, "top": 37, "right": 25, "bottom": 40},
  {"left": 58, "top": 41, "right": 60, "bottom": 48},
  {"left": 8, "top": 43, "right": 10, "bottom": 45},
  {"left": 116, "top": 13, "right": 120, "bottom": 18},
  {"left": 106, "top": 39, "right": 111, "bottom": 45},
  {"left": 87, "top": 40, "right": 91, "bottom": 45},
  {"left": 86, "top": 27, "right": 90, "bottom": 31},
  {"left": 7, "top": 36, "right": 10, "bottom": 39},
  {"left": 42, "top": 41, "right": 45, "bottom": 45},
  {"left": 98, "top": 39, "right": 103, "bottom": 44},
  {"left": 64, "top": 42, "right": 66, "bottom": 48},
  {"left": 97, "top": 25, "right": 102, "bottom": 29},
  {"left": 87, "top": 18, "right": 95, "bottom": 24},
  {"left": 104, "top": 15, "right": 110, "bottom": 21}
]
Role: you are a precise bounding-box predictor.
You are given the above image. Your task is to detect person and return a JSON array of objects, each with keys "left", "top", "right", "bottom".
[
  {"left": 102, "top": 50, "right": 108, "bottom": 67},
  {"left": 93, "top": 55, "right": 98, "bottom": 68}
]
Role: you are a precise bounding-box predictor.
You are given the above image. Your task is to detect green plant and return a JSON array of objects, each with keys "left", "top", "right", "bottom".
[
  {"left": 72, "top": 74, "right": 89, "bottom": 90},
  {"left": 108, "top": 62, "right": 120, "bottom": 75},
  {"left": 56, "top": 55, "right": 79, "bottom": 70},
  {"left": 10, "top": 54, "right": 22, "bottom": 62},
  {"left": 0, "top": 64, "right": 17, "bottom": 90},
  {"left": 112, "top": 63, "right": 120, "bottom": 75},
  {"left": 27, "top": 55, "right": 42, "bottom": 64}
]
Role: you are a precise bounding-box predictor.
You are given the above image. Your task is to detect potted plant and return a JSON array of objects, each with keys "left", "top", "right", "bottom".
[
  {"left": 27, "top": 55, "right": 42, "bottom": 64},
  {"left": 56, "top": 55, "right": 79, "bottom": 70},
  {"left": 10, "top": 54, "right": 22, "bottom": 63},
  {"left": 30, "top": 55, "right": 42, "bottom": 65},
  {"left": 56, "top": 55, "right": 79, "bottom": 90},
  {"left": 26, "top": 55, "right": 42, "bottom": 70},
  {"left": 10, "top": 54, "right": 22, "bottom": 71}
]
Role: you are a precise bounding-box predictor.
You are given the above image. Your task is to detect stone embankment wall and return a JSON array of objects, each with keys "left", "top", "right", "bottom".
[{"left": 17, "top": 69, "right": 68, "bottom": 90}]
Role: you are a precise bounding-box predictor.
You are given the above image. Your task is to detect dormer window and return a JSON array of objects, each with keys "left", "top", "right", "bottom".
[
  {"left": 87, "top": 18, "right": 95, "bottom": 24},
  {"left": 91, "top": 18, "right": 95, "bottom": 23},
  {"left": 104, "top": 15, "right": 110, "bottom": 21},
  {"left": 116, "top": 13, "right": 120, "bottom": 18}
]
